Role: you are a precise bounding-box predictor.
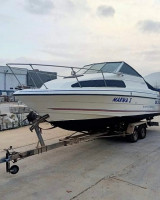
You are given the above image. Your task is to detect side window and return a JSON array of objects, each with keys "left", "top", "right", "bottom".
[
  {"left": 72, "top": 80, "right": 126, "bottom": 88},
  {"left": 72, "top": 80, "right": 105, "bottom": 87},
  {"left": 106, "top": 80, "right": 126, "bottom": 88}
]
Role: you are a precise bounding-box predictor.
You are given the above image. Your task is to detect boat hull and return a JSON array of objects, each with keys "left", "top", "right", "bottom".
[
  {"left": 15, "top": 93, "right": 160, "bottom": 131},
  {"left": 52, "top": 113, "right": 160, "bottom": 131}
]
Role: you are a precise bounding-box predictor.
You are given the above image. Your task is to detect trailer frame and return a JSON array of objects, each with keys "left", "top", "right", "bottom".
[{"left": 0, "top": 114, "right": 157, "bottom": 174}]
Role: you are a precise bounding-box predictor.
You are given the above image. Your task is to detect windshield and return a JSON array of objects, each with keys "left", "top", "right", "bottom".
[
  {"left": 101, "top": 62, "right": 121, "bottom": 73},
  {"left": 77, "top": 62, "right": 122, "bottom": 75},
  {"left": 76, "top": 65, "right": 92, "bottom": 75},
  {"left": 85, "top": 63, "right": 105, "bottom": 74},
  {"left": 76, "top": 61, "right": 142, "bottom": 77}
]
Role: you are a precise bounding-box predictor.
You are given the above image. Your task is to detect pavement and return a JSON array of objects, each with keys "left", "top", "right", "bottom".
[{"left": 0, "top": 117, "right": 160, "bottom": 200}]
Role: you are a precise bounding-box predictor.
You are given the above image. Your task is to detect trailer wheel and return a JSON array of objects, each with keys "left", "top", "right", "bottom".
[
  {"left": 127, "top": 129, "right": 139, "bottom": 143},
  {"left": 9, "top": 165, "right": 19, "bottom": 175},
  {"left": 138, "top": 126, "right": 146, "bottom": 139}
]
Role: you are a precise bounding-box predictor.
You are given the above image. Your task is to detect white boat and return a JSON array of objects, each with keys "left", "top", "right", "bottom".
[{"left": 13, "top": 61, "right": 160, "bottom": 131}]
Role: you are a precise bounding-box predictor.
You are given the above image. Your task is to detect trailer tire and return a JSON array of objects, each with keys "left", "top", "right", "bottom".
[
  {"left": 138, "top": 125, "right": 146, "bottom": 139},
  {"left": 127, "top": 129, "right": 139, "bottom": 143}
]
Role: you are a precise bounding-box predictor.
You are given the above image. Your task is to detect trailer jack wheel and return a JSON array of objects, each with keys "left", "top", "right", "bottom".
[{"left": 9, "top": 165, "right": 19, "bottom": 174}]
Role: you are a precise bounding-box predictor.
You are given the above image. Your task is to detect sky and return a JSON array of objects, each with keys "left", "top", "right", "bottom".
[{"left": 0, "top": 0, "right": 160, "bottom": 76}]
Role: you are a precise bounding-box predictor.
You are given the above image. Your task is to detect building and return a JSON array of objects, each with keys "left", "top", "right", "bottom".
[
  {"left": 0, "top": 66, "right": 27, "bottom": 95},
  {"left": 0, "top": 66, "right": 57, "bottom": 95}
]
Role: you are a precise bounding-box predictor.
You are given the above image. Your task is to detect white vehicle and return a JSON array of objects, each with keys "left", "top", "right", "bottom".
[{"left": 13, "top": 61, "right": 160, "bottom": 132}]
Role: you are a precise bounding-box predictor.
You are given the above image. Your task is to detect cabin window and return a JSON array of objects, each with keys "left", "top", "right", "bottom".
[
  {"left": 72, "top": 80, "right": 126, "bottom": 88},
  {"left": 119, "top": 63, "right": 141, "bottom": 77}
]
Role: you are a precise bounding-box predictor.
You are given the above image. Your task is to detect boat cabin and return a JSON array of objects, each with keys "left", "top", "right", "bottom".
[{"left": 77, "top": 61, "right": 142, "bottom": 77}]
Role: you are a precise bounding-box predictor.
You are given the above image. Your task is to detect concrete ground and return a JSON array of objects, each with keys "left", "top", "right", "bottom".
[{"left": 0, "top": 117, "right": 160, "bottom": 200}]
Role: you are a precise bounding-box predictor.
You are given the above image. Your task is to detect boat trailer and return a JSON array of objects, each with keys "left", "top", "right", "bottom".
[{"left": 0, "top": 114, "right": 158, "bottom": 174}]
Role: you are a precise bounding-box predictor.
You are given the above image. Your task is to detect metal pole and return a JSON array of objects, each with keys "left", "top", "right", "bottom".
[
  {"left": 34, "top": 126, "right": 45, "bottom": 147},
  {"left": 4, "top": 70, "right": 8, "bottom": 90},
  {"left": 5, "top": 150, "right": 10, "bottom": 173},
  {"left": 101, "top": 70, "right": 107, "bottom": 87},
  {"left": 6, "top": 64, "right": 22, "bottom": 87},
  {"left": 71, "top": 68, "right": 81, "bottom": 88},
  {"left": 27, "top": 71, "right": 37, "bottom": 88}
]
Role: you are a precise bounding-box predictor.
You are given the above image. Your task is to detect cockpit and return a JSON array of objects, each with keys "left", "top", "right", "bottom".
[{"left": 77, "top": 62, "right": 142, "bottom": 77}]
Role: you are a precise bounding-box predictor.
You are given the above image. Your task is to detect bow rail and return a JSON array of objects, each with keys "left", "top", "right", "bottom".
[{"left": 6, "top": 63, "right": 111, "bottom": 89}]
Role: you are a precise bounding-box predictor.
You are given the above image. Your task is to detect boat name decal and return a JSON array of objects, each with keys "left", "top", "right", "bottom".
[
  {"left": 155, "top": 100, "right": 160, "bottom": 104},
  {"left": 112, "top": 97, "right": 132, "bottom": 103}
]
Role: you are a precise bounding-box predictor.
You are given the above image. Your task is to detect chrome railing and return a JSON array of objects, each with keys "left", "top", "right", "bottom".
[{"left": 6, "top": 63, "right": 112, "bottom": 89}]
